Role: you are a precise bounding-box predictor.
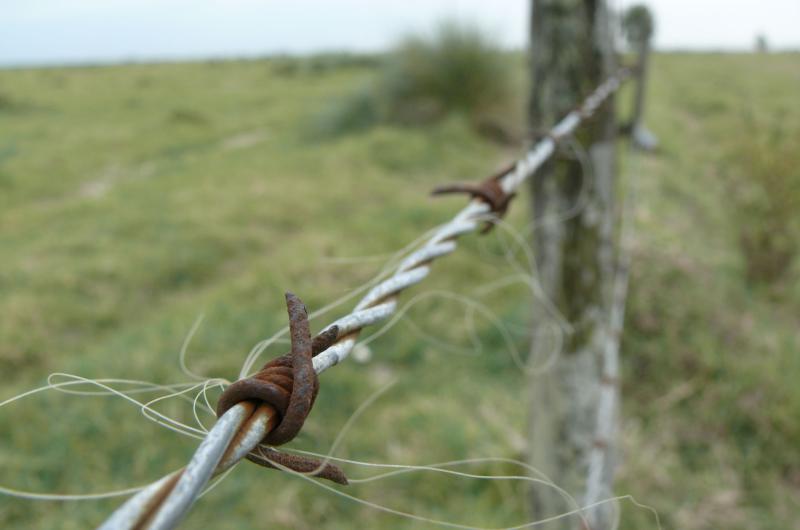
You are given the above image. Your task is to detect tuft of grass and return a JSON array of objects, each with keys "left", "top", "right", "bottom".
[
  {"left": 723, "top": 116, "right": 799, "bottom": 284},
  {"left": 166, "top": 108, "right": 210, "bottom": 126},
  {"left": 0, "top": 92, "right": 39, "bottom": 114},
  {"left": 311, "top": 83, "right": 381, "bottom": 137}
]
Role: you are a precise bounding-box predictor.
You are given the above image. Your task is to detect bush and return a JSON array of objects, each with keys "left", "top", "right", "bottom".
[
  {"left": 382, "top": 22, "right": 510, "bottom": 119},
  {"left": 622, "top": 5, "right": 655, "bottom": 45},
  {"left": 315, "top": 21, "right": 513, "bottom": 139},
  {"left": 724, "top": 117, "right": 800, "bottom": 284}
]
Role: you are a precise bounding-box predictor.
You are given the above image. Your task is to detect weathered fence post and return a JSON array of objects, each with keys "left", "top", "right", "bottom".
[
  {"left": 525, "top": 1, "right": 620, "bottom": 528},
  {"left": 623, "top": 4, "right": 657, "bottom": 150}
]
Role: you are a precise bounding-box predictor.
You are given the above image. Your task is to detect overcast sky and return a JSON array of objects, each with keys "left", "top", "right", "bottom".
[{"left": 2, "top": 0, "right": 798, "bottom": 67}]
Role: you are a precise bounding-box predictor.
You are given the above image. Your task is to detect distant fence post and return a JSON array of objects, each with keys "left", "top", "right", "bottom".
[
  {"left": 526, "top": 0, "right": 620, "bottom": 528},
  {"left": 623, "top": 4, "right": 657, "bottom": 150}
]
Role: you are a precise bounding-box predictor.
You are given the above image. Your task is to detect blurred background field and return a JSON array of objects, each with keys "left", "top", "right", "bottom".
[{"left": 0, "top": 50, "right": 799, "bottom": 529}]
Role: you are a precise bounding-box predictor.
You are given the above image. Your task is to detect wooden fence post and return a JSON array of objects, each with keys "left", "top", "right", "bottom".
[
  {"left": 623, "top": 4, "right": 657, "bottom": 150},
  {"left": 525, "top": 1, "right": 620, "bottom": 528}
]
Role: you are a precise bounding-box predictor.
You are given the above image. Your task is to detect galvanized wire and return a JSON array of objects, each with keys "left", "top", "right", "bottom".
[
  {"left": 98, "top": 69, "right": 631, "bottom": 530},
  {"left": 583, "top": 145, "right": 637, "bottom": 527}
]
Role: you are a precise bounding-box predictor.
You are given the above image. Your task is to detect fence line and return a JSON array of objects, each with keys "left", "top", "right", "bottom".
[{"left": 98, "top": 67, "right": 631, "bottom": 530}]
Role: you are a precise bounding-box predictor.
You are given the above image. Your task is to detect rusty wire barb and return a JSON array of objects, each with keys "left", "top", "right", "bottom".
[
  {"left": 215, "top": 292, "right": 347, "bottom": 484},
  {"left": 432, "top": 162, "right": 517, "bottom": 233},
  {"left": 97, "top": 68, "right": 630, "bottom": 530}
]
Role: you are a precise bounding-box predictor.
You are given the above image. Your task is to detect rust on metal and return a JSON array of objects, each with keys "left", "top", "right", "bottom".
[
  {"left": 312, "top": 326, "right": 339, "bottom": 355},
  {"left": 431, "top": 162, "right": 517, "bottom": 233},
  {"left": 216, "top": 292, "right": 347, "bottom": 484},
  {"left": 248, "top": 447, "right": 348, "bottom": 485},
  {"left": 132, "top": 471, "right": 184, "bottom": 530}
]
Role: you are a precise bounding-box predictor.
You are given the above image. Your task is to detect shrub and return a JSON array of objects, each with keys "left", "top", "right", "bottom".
[
  {"left": 724, "top": 117, "right": 800, "bottom": 284},
  {"left": 622, "top": 5, "right": 655, "bottom": 45},
  {"left": 315, "top": 21, "right": 513, "bottom": 139},
  {"left": 382, "top": 21, "right": 510, "bottom": 120}
]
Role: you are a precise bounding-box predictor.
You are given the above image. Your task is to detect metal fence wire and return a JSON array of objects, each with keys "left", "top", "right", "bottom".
[{"left": 99, "top": 68, "right": 631, "bottom": 530}]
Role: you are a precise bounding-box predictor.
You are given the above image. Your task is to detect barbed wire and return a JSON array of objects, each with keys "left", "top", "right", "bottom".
[{"left": 98, "top": 68, "right": 631, "bottom": 530}]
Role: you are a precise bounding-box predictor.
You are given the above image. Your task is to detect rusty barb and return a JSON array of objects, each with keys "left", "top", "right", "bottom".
[
  {"left": 216, "top": 292, "right": 347, "bottom": 484},
  {"left": 431, "top": 162, "right": 517, "bottom": 233}
]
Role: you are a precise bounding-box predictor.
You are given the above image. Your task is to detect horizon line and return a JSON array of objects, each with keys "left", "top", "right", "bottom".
[{"left": 2, "top": 46, "right": 799, "bottom": 71}]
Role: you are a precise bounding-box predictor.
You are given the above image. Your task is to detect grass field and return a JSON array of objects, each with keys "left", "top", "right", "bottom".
[{"left": 1, "top": 52, "right": 798, "bottom": 529}]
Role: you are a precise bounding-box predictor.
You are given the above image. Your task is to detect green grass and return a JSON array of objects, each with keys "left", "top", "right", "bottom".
[{"left": 0, "top": 52, "right": 798, "bottom": 529}]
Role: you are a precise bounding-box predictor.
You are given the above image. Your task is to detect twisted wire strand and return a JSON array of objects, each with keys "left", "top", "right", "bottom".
[{"left": 98, "top": 68, "right": 631, "bottom": 530}]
